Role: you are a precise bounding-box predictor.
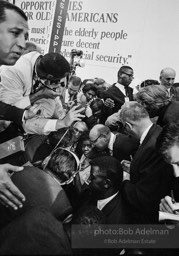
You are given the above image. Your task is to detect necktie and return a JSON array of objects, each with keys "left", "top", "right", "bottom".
[{"left": 125, "top": 86, "right": 129, "bottom": 97}]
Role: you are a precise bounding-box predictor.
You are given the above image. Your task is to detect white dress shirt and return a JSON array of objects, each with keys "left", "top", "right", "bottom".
[
  {"left": 115, "top": 82, "right": 126, "bottom": 96},
  {"left": 108, "top": 132, "right": 116, "bottom": 156},
  {"left": 115, "top": 82, "right": 129, "bottom": 102},
  {"left": 140, "top": 123, "right": 153, "bottom": 145},
  {"left": 97, "top": 192, "right": 119, "bottom": 210}
]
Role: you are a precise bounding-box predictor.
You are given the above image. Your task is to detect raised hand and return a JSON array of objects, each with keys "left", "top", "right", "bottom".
[{"left": 56, "top": 105, "right": 85, "bottom": 130}]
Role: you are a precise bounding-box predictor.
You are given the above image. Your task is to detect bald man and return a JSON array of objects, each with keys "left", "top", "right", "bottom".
[
  {"left": 89, "top": 124, "right": 139, "bottom": 162},
  {"left": 159, "top": 67, "right": 179, "bottom": 100}
]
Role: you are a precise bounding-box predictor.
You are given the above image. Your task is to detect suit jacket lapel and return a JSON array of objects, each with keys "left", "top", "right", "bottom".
[
  {"left": 102, "top": 194, "right": 119, "bottom": 217},
  {"left": 130, "top": 124, "right": 157, "bottom": 167}
]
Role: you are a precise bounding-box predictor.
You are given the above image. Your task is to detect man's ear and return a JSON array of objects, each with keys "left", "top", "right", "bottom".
[
  {"left": 104, "top": 179, "right": 112, "bottom": 189},
  {"left": 125, "top": 121, "right": 133, "bottom": 130},
  {"left": 118, "top": 73, "right": 122, "bottom": 80}
]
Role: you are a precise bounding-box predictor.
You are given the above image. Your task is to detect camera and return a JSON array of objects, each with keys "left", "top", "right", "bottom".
[
  {"left": 70, "top": 49, "right": 83, "bottom": 57},
  {"left": 70, "top": 49, "right": 84, "bottom": 75}
]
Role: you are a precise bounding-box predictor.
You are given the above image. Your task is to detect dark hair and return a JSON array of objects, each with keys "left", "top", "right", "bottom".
[
  {"left": 82, "top": 79, "right": 94, "bottom": 86},
  {"left": 75, "top": 132, "right": 90, "bottom": 158},
  {"left": 0, "top": 1, "right": 27, "bottom": 23},
  {"left": 82, "top": 83, "right": 97, "bottom": 94},
  {"left": 69, "top": 75, "right": 82, "bottom": 87},
  {"left": 140, "top": 79, "right": 160, "bottom": 88},
  {"left": 118, "top": 65, "right": 133, "bottom": 77},
  {"left": 90, "top": 98, "right": 104, "bottom": 115},
  {"left": 90, "top": 156, "right": 123, "bottom": 190},
  {"left": 173, "top": 83, "right": 179, "bottom": 88},
  {"left": 48, "top": 148, "right": 78, "bottom": 183},
  {"left": 156, "top": 121, "right": 179, "bottom": 161},
  {"left": 37, "top": 53, "right": 70, "bottom": 80}
]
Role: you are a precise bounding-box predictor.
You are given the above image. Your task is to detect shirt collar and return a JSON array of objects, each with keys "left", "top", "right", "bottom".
[
  {"left": 115, "top": 82, "right": 126, "bottom": 95},
  {"left": 65, "top": 89, "right": 69, "bottom": 103},
  {"left": 108, "top": 132, "right": 116, "bottom": 151},
  {"left": 97, "top": 192, "right": 119, "bottom": 211},
  {"left": 140, "top": 123, "right": 153, "bottom": 145}
]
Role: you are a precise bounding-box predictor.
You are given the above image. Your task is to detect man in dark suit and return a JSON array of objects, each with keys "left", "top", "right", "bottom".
[
  {"left": 120, "top": 101, "right": 174, "bottom": 224},
  {"left": 102, "top": 65, "right": 134, "bottom": 121},
  {"left": 157, "top": 122, "right": 179, "bottom": 209},
  {"left": 159, "top": 67, "right": 179, "bottom": 100},
  {"left": 89, "top": 124, "right": 139, "bottom": 162},
  {"left": 85, "top": 156, "right": 131, "bottom": 224}
]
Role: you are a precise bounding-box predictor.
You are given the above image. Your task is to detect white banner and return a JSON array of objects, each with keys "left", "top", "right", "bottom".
[
  {"left": 15, "top": 0, "right": 179, "bottom": 85},
  {"left": 15, "top": 0, "right": 57, "bottom": 54}
]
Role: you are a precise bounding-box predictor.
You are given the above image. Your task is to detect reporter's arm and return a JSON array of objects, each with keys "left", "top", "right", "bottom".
[
  {"left": 0, "top": 101, "right": 24, "bottom": 125},
  {"left": 29, "top": 88, "right": 61, "bottom": 104}
]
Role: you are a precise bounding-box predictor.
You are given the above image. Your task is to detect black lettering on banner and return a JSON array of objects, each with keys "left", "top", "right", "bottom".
[{"left": 49, "top": 0, "right": 70, "bottom": 53}]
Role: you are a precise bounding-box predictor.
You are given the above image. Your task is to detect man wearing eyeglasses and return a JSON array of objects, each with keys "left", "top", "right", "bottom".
[
  {"left": 0, "top": 51, "right": 84, "bottom": 138},
  {"left": 102, "top": 65, "right": 134, "bottom": 123},
  {"left": 119, "top": 101, "right": 173, "bottom": 224},
  {"left": 88, "top": 124, "right": 139, "bottom": 163}
]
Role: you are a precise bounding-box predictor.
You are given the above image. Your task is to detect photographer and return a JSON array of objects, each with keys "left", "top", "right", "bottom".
[
  {"left": 70, "top": 49, "right": 83, "bottom": 76},
  {"left": 63, "top": 75, "right": 82, "bottom": 109},
  {"left": 0, "top": 52, "right": 84, "bottom": 136},
  {"left": 84, "top": 98, "right": 105, "bottom": 130},
  {"left": 0, "top": 51, "right": 84, "bottom": 165}
]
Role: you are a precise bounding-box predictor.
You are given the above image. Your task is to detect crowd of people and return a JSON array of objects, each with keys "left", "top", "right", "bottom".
[{"left": 0, "top": 1, "right": 179, "bottom": 255}]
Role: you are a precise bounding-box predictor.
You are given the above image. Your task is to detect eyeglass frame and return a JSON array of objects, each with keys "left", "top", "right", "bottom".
[
  {"left": 122, "top": 71, "right": 134, "bottom": 79},
  {"left": 35, "top": 68, "right": 66, "bottom": 89},
  {"left": 72, "top": 126, "right": 84, "bottom": 136},
  {"left": 40, "top": 78, "right": 66, "bottom": 87},
  {"left": 90, "top": 133, "right": 106, "bottom": 145}
]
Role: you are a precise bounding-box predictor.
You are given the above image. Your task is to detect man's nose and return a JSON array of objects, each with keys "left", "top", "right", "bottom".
[
  {"left": 16, "top": 34, "right": 26, "bottom": 50},
  {"left": 169, "top": 79, "right": 174, "bottom": 84}
]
